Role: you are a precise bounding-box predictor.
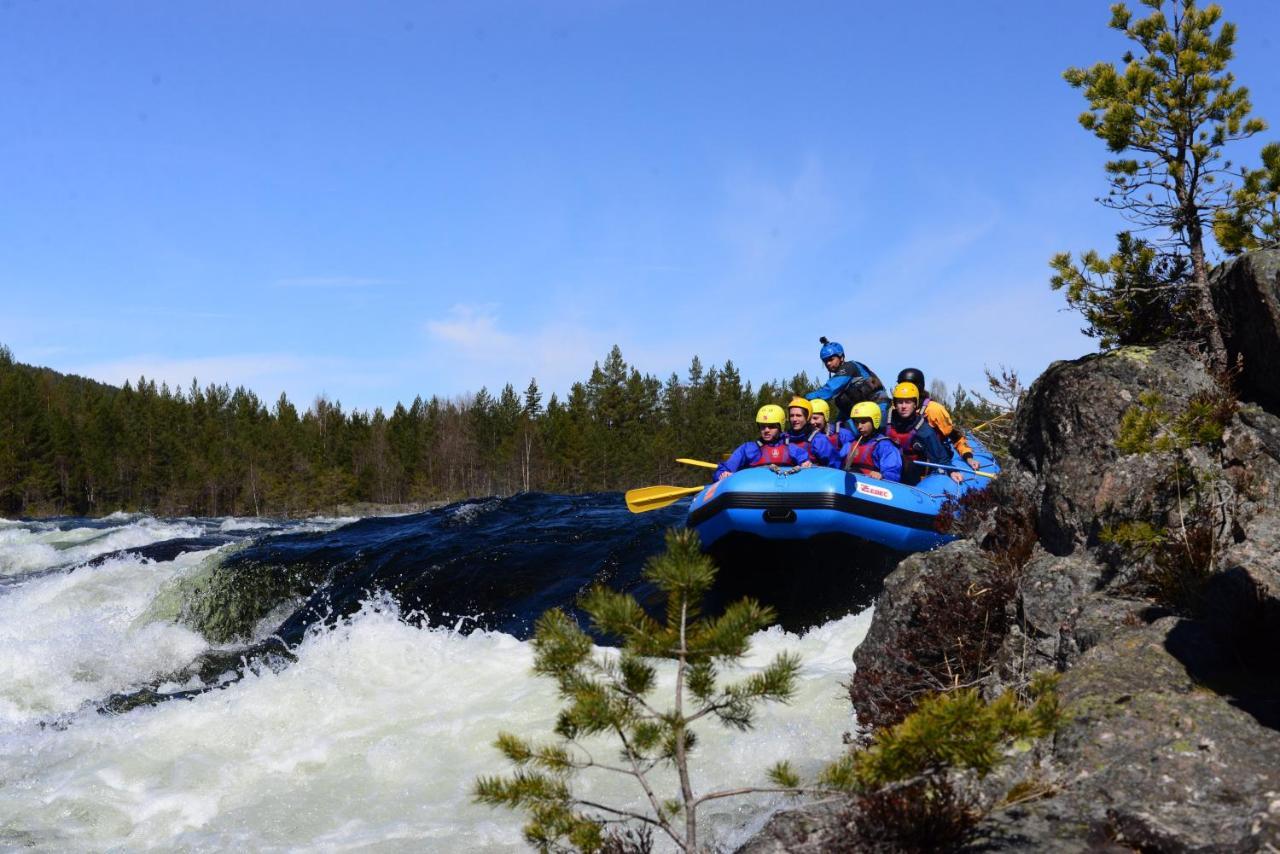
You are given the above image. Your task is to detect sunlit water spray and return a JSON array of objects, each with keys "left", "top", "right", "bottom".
[{"left": 0, "top": 509, "right": 875, "bottom": 852}]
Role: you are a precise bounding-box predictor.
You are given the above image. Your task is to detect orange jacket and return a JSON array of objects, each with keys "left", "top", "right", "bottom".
[{"left": 924, "top": 399, "right": 974, "bottom": 459}]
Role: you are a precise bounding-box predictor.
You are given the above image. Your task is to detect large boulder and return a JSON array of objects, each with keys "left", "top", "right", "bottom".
[
  {"left": 1211, "top": 248, "right": 1280, "bottom": 413},
  {"left": 1010, "top": 344, "right": 1218, "bottom": 554},
  {"left": 976, "top": 618, "right": 1280, "bottom": 851}
]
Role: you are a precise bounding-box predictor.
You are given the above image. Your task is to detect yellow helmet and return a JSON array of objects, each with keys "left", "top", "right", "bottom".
[
  {"left": 892, "top": 382, "right": 920, "bottom": 402},
  {"left": 786, "top": 396, "right": 812, "bottom": 417},
  {"left": 809, "top": 398, "right": 831, "bottom": 419},
  {"left": 755, "top": 404, "right": 786, "bottom": 427},
  {"left": 850, "top": 401, "right": 882, "bottom": 430}
]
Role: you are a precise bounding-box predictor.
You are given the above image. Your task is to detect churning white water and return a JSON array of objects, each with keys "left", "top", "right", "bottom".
[{"left": 0, "top": 515, "right": 872, "bottom": 852}]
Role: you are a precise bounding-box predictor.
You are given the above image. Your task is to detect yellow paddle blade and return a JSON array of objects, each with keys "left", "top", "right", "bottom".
[
  {"left": 624, "top": 484, "right": 705, "bottom": 513},
  {"left": 675, "top": 458, "right": 718, "bottom": 469}
]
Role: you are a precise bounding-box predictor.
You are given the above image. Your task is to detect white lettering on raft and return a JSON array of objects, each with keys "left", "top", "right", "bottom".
[{"left": 856, "top": 481, "right": 892, "bottom": 501}]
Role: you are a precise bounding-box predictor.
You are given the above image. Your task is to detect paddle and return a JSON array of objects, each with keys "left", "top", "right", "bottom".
[
  {"left": 675, "top": 458, "right": 718, "bottom": 469},
  {"left": 914, "top": 460, "right": 997, "bottom": 479},
  {"left": 625, "top": 484, "right": 706, "bottom": 513}
]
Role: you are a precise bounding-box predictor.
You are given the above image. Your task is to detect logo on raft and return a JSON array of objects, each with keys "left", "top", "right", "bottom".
[{"left": 856, "top": 481, "right": 892, "bottom": 501}]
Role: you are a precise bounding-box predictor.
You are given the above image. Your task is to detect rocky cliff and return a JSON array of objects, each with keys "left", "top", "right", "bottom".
[{"left": 744, "top": 248, "right": 1280, "bottom": 852}]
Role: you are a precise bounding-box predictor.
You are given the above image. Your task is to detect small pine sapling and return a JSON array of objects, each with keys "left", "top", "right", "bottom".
[{"left": 474, "top": 528, "right": 803, "bottom": 853}]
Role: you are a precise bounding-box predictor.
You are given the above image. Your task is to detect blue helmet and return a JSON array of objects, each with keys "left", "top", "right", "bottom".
[{"left": 819, "top": 337, "right": 844, "bottom": 361}]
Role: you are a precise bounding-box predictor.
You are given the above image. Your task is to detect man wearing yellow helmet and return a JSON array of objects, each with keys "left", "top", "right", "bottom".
[
  {"left": 886, "top": 382, "right": 960, "bottom": 485},
  {"left": 896, "top": 368, "right": 981, "bottom": 472},
  {"left": 713, "top": 404, "right": 813, "bottom": 481},
  {"left": 839, "top": 401, "right": 902, "bottom": 482},
  {"left": 783, "top": 396, "right": 840, "bottom": 467},
  {"left": 808, "top": 398, "right": 854, "bottom": 458}
]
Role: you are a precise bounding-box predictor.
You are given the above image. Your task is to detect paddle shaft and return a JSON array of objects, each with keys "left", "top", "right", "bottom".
[{"left": 914, "top": 460, "right": 997, "bottom": 479}]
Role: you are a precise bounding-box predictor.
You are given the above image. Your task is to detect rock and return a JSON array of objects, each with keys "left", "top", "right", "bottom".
[
  {"left": 981, "top": 619, "right": 1280, "bottom": 851},
  {"left": 1210, "top": 248, "right": 1280, "bottom": 412},
  {"left": 1009, "top": 344, "right": 1218, "bottom": 554},
  {"left": 733, "top": 801, "right": 850, "bottom": 854},
  {"left": 848, "top": 541, "right": 1010, "bottom": 731},
  {"left": 1222, "top": 405, "right": 1280, "bottom": 523},
  {"left": 991, "top": 548, "right": 1121, "bottom": 684},
  {"left": 741, "top": 338, "right": 1280, "bottom": 852}
]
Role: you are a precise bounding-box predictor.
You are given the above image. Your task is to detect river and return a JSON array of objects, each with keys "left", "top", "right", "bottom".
[{"left": 0, "top": 496, "right": 886, "bottom": 851}]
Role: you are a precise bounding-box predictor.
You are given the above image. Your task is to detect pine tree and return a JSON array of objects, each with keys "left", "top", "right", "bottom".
[
  {"left": 474, "top": 529, "right": 802, "bottom": 852},
  {"left": 1056, "top": 0, "right": 1269, "bottom": 363},
  {"left": 524, "top": 378, "right": 544, "bottom": 418}
]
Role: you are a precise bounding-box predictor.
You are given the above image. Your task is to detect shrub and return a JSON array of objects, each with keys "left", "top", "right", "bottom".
[
  {"left": 848, "top": 547, "right": 1024, "bottom": 733},
  {"left": 1116, "top": 390, "right": 1237, "bottom": 455},
  {"left": 824, "top": 676, "right": 1061, "bottom": 852}
]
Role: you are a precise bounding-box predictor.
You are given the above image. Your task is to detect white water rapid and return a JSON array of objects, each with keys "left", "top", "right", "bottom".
[{"left": 0, "top": 514, "right": 872, "bottom": 852}]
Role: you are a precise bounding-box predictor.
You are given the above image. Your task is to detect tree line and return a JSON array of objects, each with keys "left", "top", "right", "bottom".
[{"left": 0, "top": 343, "right": 1005, "bottom": 518}]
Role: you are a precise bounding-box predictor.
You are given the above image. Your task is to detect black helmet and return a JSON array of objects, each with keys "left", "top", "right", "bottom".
[{"left": 897, "top": 367, "right": 926, "bottom": 389}]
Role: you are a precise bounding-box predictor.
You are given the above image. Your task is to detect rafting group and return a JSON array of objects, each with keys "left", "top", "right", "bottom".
[
  {"left": 714, "top": 337, "right": 984, "bottom": 486},
  {"left": 625, "top": 337, "right": 1000, "bottom": 553}
]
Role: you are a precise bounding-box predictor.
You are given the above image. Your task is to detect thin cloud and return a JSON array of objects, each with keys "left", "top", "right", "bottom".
[{"left": 424, "top": 304, "right": 517, "bottom": 353}]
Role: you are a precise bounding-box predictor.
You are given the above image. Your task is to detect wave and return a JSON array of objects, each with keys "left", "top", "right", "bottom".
[{"left": 0, "top": 593, "right": 871, "bottom": 851}]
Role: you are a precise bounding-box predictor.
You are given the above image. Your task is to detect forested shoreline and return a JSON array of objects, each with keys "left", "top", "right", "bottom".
[{"left": 0, "top": 343, "right": 1002, "bottom": 518}]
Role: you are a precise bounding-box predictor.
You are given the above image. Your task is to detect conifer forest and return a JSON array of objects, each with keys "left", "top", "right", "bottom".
[{"left": 0, "top": 343, "right": 1003, "bottom": 517}]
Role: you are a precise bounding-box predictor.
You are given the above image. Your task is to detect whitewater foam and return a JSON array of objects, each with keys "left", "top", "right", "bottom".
[
  {"left": 0, "top": 593, "right": 871, "bottom": 852},
  {"left": 0, "top": 517, "right": 205, "bottom": 577},
  {"left": 0, "top": 548, "right": 220, "bottom": 725}
]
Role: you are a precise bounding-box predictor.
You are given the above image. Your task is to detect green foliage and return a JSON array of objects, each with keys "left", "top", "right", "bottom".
[
  {"left": 1100, "top": 520, "right": 1166, "bottom": 555},
  {"left": 1054, "top": 0, "right": 1273, "bottom": 359},
  {"left": 0, "top": 344, "right": 829, "bottom": 517},
  {"left": 826, "top": 674, "right": 1060, "bottom": 793},
  {"left": 1104, "top": 509, "right": 1220, "bottom": 617},
  {"left": 1215, "top": 142, "right": 1280, "bottom": 253},
  {"left": 1050, "top": 233, "right": 1195, "bottom": 348},
  {"left": 1116, "top": 390, "right": 1236, "bottom": 454},
  {"left": 1105, "top": 387, "right": 1232, "bottom": 615},
  {"left": 474, "top": 528, "right": 803, "bottom": 853}
]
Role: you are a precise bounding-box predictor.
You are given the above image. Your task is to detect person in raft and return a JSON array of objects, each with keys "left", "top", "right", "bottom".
[
  {"left": 782, "top": 396, "right": 841, "bottom": 468},
  {"left": 714, "top": 404, "right": 813, "bottom": 481},
  {"left": 840, "top": 401, "right": 902, "bottom": 481},
  {"left": 897, "top": 367, "right": 982, "bottom": 473},
  {"left": 808, "top": 398, "right": 854, "bottom": 459},
  {"left": 806, "top": 337, "right": 890, "bottom": 425},
  {"left": 885, "top": 382, "right": 962, "bottom": 485}
]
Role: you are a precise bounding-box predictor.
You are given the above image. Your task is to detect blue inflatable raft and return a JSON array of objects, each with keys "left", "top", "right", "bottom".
[{"left": 686, "top": 438, "right": 999, "bottom": 552}]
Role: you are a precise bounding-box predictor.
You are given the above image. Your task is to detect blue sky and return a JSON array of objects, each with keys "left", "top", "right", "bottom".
[{"left": 3, "top": 1, "right": 1278, "bottom": 412}]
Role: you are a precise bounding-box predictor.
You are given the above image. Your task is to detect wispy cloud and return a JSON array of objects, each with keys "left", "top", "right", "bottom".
[
  {"left": 424, "top": 304, "right": 517, "bottom": 353},
  {"left": 274, "top": 276, "right": 395, "bottom": 289},
  {"left": 422, "top": 304, "right": 613, "bottom": 394}
]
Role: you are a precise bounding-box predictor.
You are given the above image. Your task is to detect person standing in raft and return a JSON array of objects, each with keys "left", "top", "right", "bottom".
[
  {"left": 886, "top": 382, "right": 961, "bottom": 485},
  {"left": 840, "top": 401, "right": 902, "bottom": 482},
  {"left": 806, "top": 337, "right": 890, "bottom": 425},
  {"left": 783, "top": 396, "right": 841, "bottom": 468},
  {"left": 714, "top": 405, "right": 813, "bottom": 481},
  {"left": 808, "top": 398, "right": 854, "bottom": 462},
  {"left": 897, "top": 367, "right": 982, "bottom": 473}
]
